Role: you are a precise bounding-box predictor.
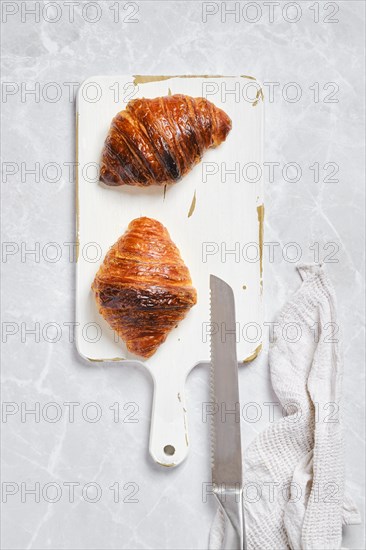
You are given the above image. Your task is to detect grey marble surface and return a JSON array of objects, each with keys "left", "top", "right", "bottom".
[{"left": 1, "top": 1, "right": 365, "bottom": 549}]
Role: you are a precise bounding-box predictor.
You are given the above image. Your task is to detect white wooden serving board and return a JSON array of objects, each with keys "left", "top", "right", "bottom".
[{"left": 76, "top": 75, "right": 264, "bottom": 467}]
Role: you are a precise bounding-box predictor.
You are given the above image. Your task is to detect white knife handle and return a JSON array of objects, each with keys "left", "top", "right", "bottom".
[{"left": 149, "top": 367, "right": 189, "bottom": 467}]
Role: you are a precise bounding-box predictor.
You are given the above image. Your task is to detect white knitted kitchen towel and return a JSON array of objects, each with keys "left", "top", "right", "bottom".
[{"left": 209, "top": 265, "right": 360, "bottom": 550}]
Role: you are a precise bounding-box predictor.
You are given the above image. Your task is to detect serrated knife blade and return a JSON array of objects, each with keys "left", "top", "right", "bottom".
[{"left": 210, "top": 275, "right": 246, "bottom": 550}]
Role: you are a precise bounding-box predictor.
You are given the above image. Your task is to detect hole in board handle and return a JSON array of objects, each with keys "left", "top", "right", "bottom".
[{"left": 163, "top": 445, "right": 175, "bottom": 456}]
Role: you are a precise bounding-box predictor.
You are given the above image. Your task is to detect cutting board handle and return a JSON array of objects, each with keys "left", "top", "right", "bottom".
[{"left": 149, "top": 365, "right": 190, "bottom": 467}]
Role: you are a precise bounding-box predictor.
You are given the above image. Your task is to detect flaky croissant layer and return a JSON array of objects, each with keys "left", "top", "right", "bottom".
[
  {"left": 100, "top": 94, "right": 232, "bottom": 187},
  {"left": 92, "top": 217, "right": 197, "bottom": 358}
]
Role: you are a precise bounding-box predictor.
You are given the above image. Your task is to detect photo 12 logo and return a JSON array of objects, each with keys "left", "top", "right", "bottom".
[
  {"left": 201, "top": 400, "right": 340, "bottom": 425},
  {"left": 1, "top": 80, "right": 138, "bottom": 104},
  {"left": 201, "top": 161, "right": 340, "bottom": 184},
  {"left": 201, "top": 240, "right": 340, "bottom": 264},
  {"left": 1, "top": 319, "right": 129, "bottom": 345},
  {"left": 201, "top": 320, "right": 339, "bottom": 346},
  {"left": 201, "top": 2, "right": 340, "bottom": 24},
  {"left": 2, "top": 400, "right": 140, "bottom": 424},
  {"left": 202, "top": 480, "right": 340, "bottom": 504},
  {"left": 201, "top": 80, "right": 339, "bottom": 104},
  {"left": 1, "top": 481, "right": 140, "bottom": 504},
  {"left": 1, "top": 1, "right": 140, "bottom": 24}
]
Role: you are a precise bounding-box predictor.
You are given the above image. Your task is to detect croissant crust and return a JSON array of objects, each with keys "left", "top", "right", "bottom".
[
  {"left": 92, "top": 217, "right": 197, "bottom": 358},
  {"left": 100, "top": 94, "right": 232, "bottom": 187}
]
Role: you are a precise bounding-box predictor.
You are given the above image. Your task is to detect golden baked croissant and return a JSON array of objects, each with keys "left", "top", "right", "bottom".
[
  {"left": 92, "top": 217, "right": 197, "bottom": 358},
  {"left": 100, "top": 94, "right": 232, "bottom": 187}
]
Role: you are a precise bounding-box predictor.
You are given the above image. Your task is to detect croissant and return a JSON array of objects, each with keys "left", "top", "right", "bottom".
[
  {"left": 92, "top": 217, "right": 197, "bottom": 358},
  {"left": 100, "top": 94, "right": 232, "bottom": 187}
]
